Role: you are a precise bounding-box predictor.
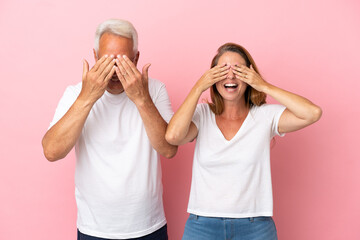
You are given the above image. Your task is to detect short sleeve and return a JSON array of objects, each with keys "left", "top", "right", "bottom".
[
  {"left": 192, "top": 104, "right": 204, "bottom": 130},
  {"left": 260, "top": 104, "right": 286, "bottom": 138},
  {"left": 48, "top": 85, "right": 79, "bottom": 129},
  {"left": 151, "top": 81, "right": 174, "bottom": 123}
]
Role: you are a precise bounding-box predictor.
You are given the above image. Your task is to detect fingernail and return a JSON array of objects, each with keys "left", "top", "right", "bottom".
[
  {"left": 117, "top": 54, "right": 121, "bottom": 58},
  {"left": 110, "top": 54, "right": 114, "bottom": 58},
  {"left": 123, "top": 55, "right": 127, "bottom": 58},
  {"left": 105, "top": 54, "right": 108, "bottom": 57}
]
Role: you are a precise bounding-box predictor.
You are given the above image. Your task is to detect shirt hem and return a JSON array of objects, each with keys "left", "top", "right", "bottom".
[
  {"left": 187, "top": 209, "right": 273, "bottom": 218},
  {"left": 77, "top": 218, "right": 167, "bottom": 239}
]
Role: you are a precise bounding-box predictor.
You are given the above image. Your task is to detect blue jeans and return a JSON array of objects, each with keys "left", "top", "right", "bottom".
[
  {"left": 182, "top": 214, "right": 278, "bottom": 240},
  {"left": 77, "top": 224, "right": 168, "bottom": 240}
]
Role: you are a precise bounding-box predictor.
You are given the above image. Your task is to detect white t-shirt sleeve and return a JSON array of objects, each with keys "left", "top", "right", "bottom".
[
  {"left": 260, "top": 104, "right": 286, "bottom": 138},
  {"left": 151, "top": 81, "right": 174, "bottom": 123},
  {"left": 48, "top": 86, "right": 79, "bottom": 129},
  {"left": 191, "top": 103, "right": 204, "bottom": 130}
]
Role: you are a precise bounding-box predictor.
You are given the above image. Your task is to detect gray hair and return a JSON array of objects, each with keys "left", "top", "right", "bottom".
[{"left": 94, "top": 19, "right": 138, "bottom": 55}]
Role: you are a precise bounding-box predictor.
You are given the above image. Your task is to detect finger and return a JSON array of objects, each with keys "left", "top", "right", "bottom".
[
  {"left": 240, "top": 65, "right": 251, "bottom": 73},
  {"left": 235, "top": 74, "right": 249, "bottom": 83},
  {"left": 115, "top": 67, "right": 127, "bottom": 87},
  {"left": 213, "top": 63, "right": 229, "bottom": 71},
  {"left": 214, "top": 73, "right": 228, "bottom": 82},
  {"left": 232, "top": 65, "right": 248, "bottom": 75},
  {"left": 212, "top": 73, "right": 230, "bottom": 84},
  {"left": 214, "top": 68, "right": 230, "bottom": 78},
  {"left": 211, "top": 65, "right": 230, "bottom": 77},
  {"left": 210, "top": 63, "right": 224, "bottom": 72},
  {"left": 141, "top": 63, "right": 151, "bottom": 83},
  {"left": 213, "top": 67, "right": 230, "bottom": 78},
  {"left": 118, "top": 56, "right": 135, "bottom": 78},
  {"left": 97, "top": 55, "right": 115, "bottom": 75},
  {"left": 232, "top": 69, "right": 248, "bottom": 79},
  {"left": 123, "top": 55, "right": 139, "bottom": 75},
  {"left": 92, "top": 55, "right": 108, "bottom": 72},
  {"left": 116, "top": 59, "right": 129, "bottom": 81},
  {"left": 100, "top": 59, "right": 116, "bottom": 81},
  {"left": 216, "top": 63, "right": 227, "bottom": 68},
  {"left": 104, "top": 66, "right": 117, "bottom": 83},
  {"left": 82, "top": 59, "right": 89, "bottom": 80}
]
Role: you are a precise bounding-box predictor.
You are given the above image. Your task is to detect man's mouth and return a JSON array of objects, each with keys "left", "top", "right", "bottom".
[{"left": 111, "top": 74, "right": 120, "bottom": 82}]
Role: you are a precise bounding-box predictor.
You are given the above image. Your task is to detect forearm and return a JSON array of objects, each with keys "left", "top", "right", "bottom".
[
  {"left": 42, "top": 97, "right": 94, "bottom": 161},
  {"left": 135, "top": 97, "right": 178, "bottom": 159},
  {"left": 263, "top": 83, "right": 322, "bottom": 122},
  {"left": 166, "top": 85, "right": 202, "bottom": 145}
]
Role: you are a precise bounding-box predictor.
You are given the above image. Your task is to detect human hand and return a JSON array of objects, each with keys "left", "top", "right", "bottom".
[
  {"left": 115, "top": 55, "right": 151, "bottom": 105},
  {"left": 79, "top": 55, "right": 116, "bottom": 103},
  {"left": 195, "top": 64, "right": 230, "bottom": 93},
  {"left": 232, "top": 65, "right": 268, "bottom": 92}
]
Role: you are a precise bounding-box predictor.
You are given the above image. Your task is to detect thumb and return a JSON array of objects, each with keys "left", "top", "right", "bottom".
[
  {"left": 250, "top": 64, "right": 255, "bottom": 71},
  {"left": 142, "top": 63, "right": 151, "bottom": 81},
  {"left": 82, "top": 59, "right": 89, "bottom": 80}
]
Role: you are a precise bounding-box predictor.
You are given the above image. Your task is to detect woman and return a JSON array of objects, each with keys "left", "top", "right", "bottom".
[{"left": 165, "top": 43, "right": 322, "bottom": 240}]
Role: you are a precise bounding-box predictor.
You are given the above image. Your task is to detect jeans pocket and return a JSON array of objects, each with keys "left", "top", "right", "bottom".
[{"left": 189, "top": 214, "right": 198, "bottom": 221}]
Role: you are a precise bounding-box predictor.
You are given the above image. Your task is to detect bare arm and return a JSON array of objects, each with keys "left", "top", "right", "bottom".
[
  {"left": 165, "top": 64, "right": 230, "bottom": 145},
  {"left": 232, "top": 65, "right": 322, "bottom": 134},
  {"left": 42, "top": 97, "right": 94, "bottom": 161},
  {"left": 116, "top": 55, "right": 177, "bottom": 158},
  {"left": 42, "top": 55, "right": 116, "bottom": 161}
]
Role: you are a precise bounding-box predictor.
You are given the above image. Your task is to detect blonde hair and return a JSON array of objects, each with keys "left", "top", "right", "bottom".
[{"left": 208, "top": 43, "right": 266, "bottom": 115}]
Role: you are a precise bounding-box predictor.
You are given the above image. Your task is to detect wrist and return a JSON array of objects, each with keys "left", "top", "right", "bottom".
[
  {"left": 260, "top": 82, "right": 273, "bottom": 94},
  {"left": 133, "top": 93, "right": 152, "bottom": 107},
  {"left": 76, "top": 94, "right": 96, "bottom": 109},
  {"left": 192, "top": 82, "right": 205, "bottom": 96}
]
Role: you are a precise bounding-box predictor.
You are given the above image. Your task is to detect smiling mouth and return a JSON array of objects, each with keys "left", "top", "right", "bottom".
[
  {"left": 224, "top": 83, "right": 238, "bottom": 89},
  {"left": 111, "top": 74, "right": 120, "bottom": 82}
]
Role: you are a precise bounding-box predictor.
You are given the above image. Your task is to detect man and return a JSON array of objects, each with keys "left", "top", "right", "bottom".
[{"left": 42, "top": 19, "right": 177, "bottom": 240}]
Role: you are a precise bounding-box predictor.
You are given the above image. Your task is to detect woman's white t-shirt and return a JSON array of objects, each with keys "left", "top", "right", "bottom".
[{"left": 189, "top": 103, "right": 286, "bottom": 218}]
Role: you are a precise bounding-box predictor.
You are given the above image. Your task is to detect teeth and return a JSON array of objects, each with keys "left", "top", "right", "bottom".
[{"left": 224, "top": 83, "right": 238, "bottom": 87}]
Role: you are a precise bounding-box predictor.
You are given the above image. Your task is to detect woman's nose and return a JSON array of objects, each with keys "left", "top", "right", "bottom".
[{"left": 227, "top": 68, "right": 235, "bottom": 79}]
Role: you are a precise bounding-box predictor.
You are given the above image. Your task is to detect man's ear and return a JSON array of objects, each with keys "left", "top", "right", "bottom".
[
  {"left": 93, "top": 49, "right": 98, "bottom": 61},
  {"left": 133, "top": 51, "right": 140, "bottom": 66}
]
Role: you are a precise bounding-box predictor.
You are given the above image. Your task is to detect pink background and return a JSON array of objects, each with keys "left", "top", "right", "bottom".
[{"left": 1, "top": 0, "right": 359, "bottom": 239}]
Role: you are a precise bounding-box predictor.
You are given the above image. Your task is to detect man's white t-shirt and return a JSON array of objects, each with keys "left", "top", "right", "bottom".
[
  {"left": 189, "top": 103, "right": 286, "bottom": 218},
  {"left": 49, "top": 79, "right": 173, "bottom": 239}
]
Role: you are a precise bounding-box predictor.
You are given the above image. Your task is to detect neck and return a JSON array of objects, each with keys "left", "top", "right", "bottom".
[{"left": 221, "top": 98, "right": 248, "bottom": 120}]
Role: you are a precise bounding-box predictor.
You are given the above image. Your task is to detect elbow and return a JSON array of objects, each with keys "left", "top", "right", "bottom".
[
  {"left": 42, "top": 138, "right": 62, "bottom": 162},
  {"left": 163, "top": 145, "right": 178, "bottom": 159},
  {"left": 165, "top": 131, "right": 180, "bottom": 146},
  {"left": 44, "top": 153, "right": 58, "bottom": 162},
  {"left": 43, "top": 148, "right": 58, "bottom": 162},
  {"left": 311, "top": 106, "right": 323, "bottom": 123},
  {"left": 163, "top": 129, "right": 179, "bottom": 158}
]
